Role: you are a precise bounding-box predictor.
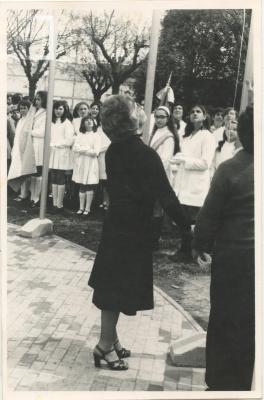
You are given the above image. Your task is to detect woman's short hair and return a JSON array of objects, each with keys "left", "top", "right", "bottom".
[
  {"left": 18, "top": 99, "right": 31, "bottom": 111},
  {"left": 237, "top": 106, "right": 253, "bottom": 154},
  {"left": 33, "top": 91, "right": 48, "bottom": 109},
  {"left": 79, "top": 115, "right": 97, "bottom": 133},
  {"left": 100, "top": 95, "right": 138, "bottom": 141}
]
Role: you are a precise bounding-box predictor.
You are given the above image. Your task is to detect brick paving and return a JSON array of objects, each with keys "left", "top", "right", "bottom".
[{"left": 7, "top": 223, "right": 206, "bottom": 391}]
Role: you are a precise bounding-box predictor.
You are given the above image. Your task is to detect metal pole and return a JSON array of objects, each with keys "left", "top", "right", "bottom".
[
  {"left": 71, "top": 45, "right": 78, "bottom": 111},
  {"left": 39, "top": 12, "right": 58, "bottom": 219},
  {"left": 240, "top": 14, "right": 253, "bottom": 113},
  {"left": 142, "top": 10, "right": 161, "bottom": 144}
]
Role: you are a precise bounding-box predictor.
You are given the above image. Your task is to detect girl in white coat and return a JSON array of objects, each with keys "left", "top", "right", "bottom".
[
  {"left": 171, "top": 105, "right": 216, "bottom": 219},
  {"left": 212, "top": 120, "right": 238, "bottom": 175},
  {"left": 9, "top": 99, "right": 31, "bottom": 201},
  {"left": 91, "top": 101, "right": 111, "bottom": 210},
  {"left": 49, "top": 100, "right": 75, "bottom": 212},
  {"left": 30, "top": 91, "right": 47, "bottom": 207},
  {"left": 72, "top": 116, "right": 101, "bottom": 215},
  {"left": 149, "top": 105, "right": 180, "bottom": 249},
  {"left": 149, "top": 106, "right": 180, "bottom": 181}
]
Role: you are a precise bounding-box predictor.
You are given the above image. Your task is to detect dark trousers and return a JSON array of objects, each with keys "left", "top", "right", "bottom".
[{"left": 206, "top": 247, "right": 255, "bottom": 391}]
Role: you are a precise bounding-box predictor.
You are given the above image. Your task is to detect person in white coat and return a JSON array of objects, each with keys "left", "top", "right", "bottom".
[
  {"left": 30, "top": 91, "right": 47, "bottom": 207},
  {"left": 169, "top": 105, "right": 216, "bottom": 261},
  {"left": 172, "top": 103, "right": 186, "bottom": 144},
  {"left": 49, "top": 100, "right": 75, "bottom": 212},
  {"left": 8, "top": 99, "right": 31, "bottom": 201},
  {"left": 72, "top": 116, "right": 101, "bottom": 215},
  {"left": 149, "top": 105, "right": 180, "bottom": 249},
  {"left": 212, "top": 107, "right": 238, "bottom": 145},
  {"left": 212, "top": 120, "right": 239, "bottom": 175},
  {"left": 149, "top": 106, "right": 180, "bottom": 180}
]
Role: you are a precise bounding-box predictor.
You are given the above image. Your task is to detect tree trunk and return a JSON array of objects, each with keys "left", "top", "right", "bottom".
[
  {"left": 28, "top": 80, "right": 37, "bottom": 101},
  {"left": 112, "top": 79, "right": 120, "bottom": 94},
  {"left": 92, "top": 90, "right": 102, "bottom": 102}
]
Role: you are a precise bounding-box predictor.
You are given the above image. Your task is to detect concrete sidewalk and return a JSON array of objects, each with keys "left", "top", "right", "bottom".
[{"left": 7, "top": 223, "right": 206, "bottom": 391}]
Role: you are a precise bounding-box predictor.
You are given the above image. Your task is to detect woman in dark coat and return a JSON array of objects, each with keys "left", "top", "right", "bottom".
[
  {"left": 88, "top": 95, "right": 192, "bottom": 370},
  {"left": 192, "top": 106, "right": 254, "bottom": 390}
]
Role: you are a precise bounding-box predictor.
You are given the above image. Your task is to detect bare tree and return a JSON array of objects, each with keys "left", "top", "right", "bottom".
[
  {"left": 75, "top": 10, "right": 150, "bottom": 94},
  {"left": 7, "top": 10, "right": 74, "bottom": 99},
  {"left": 81, "top": 65, "right": 112, "bottom": 102}
]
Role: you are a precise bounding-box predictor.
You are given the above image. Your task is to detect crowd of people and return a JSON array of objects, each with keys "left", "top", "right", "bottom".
[
  {"left": 7, "top": 92, "right": 110, "bottom": 214},
  {"left": 7, "top": 90, "right": 254, "bottom": 391},
  {"left": 7, "top": 91, "right": 241, "bottom": 227}
]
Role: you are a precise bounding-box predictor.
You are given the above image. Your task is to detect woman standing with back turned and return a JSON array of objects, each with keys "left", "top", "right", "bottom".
[{"left": 88, "top": 95, "right": 191, "bottom": 371}]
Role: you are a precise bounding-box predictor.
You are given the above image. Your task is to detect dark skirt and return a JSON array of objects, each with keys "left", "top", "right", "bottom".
[
  {"left": 205, "top": 247, "right": 255, "bottom": 391},
  {"left": 88, "top": 215, "right": 154, "bottom": 316}
]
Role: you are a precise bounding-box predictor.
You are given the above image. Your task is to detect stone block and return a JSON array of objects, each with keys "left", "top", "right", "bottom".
[{"left": 19, "top": 218, "right": 53, "bottom": 238}]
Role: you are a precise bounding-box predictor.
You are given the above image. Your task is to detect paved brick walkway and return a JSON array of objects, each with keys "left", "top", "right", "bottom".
[{"left": 7, "top": 223, "right": 206, "bottom": 391}]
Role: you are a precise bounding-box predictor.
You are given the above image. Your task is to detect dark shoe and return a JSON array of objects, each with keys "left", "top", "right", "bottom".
[
  {"left": 168, "top": 249, "right": 193, "bottom": 263},
  {"left": 56, "top": 207, "right": 64, "bottom": 214},
  {"left": 83, "top": 209, "right": 91, "bottom": 216},
  {"left": 31, "top": 200, "right": 40, "bottom": 208},
  {"left": 93, "top": 345, "right": 128, "bottom": 370},
  {"left": 113, "top": 340, "right": 131, "bottom": 359}
]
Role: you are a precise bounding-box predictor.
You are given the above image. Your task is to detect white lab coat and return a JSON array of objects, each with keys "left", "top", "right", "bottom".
[{"left": 173, "top": 129, "right": 216, "bottom": 207}]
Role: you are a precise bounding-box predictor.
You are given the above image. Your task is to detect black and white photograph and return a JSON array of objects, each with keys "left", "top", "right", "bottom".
[{"left": 1, "top": 0, "right": 262, "bottom": 398}]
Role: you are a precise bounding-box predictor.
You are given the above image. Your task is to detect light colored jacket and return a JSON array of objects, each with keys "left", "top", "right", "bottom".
[
  {"left": 31, "top": 108, "right": 46, "bottom": 166},
  {"left": 72, "top": 131, "right": 101, "bottom": 185},
  {"left": 174, "top": 129, "right": 216, "bottom": 207},
  {"left": 49, "top": 119, "right": 74, "bottom": 170}
]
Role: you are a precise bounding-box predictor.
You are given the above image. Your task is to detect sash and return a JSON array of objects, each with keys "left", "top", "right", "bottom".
[{"left": 150, "top": 132, "right": 174, "bottom": 152}]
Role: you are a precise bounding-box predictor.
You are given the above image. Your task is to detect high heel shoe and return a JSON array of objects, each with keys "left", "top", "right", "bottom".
[
  {"left": 93, "top": 345, "right": 128, "bottom": 370},
  {"left": 113, "top": 339, "right": 131, "bottom": 359}
]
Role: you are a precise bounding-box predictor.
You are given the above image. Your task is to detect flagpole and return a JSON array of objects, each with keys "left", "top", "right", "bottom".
[
  {"left": 240, "top": 14, "right": 253, "bottom": 113},
  {"left": 142, "top": 10, "right": 161, "bottom": 144},
  {"left": 39, "top": 12, "right": 58, "bottom": 219}
]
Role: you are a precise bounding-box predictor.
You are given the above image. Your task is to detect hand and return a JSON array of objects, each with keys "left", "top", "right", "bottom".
[
  {"left": 192, "top": 248, "right": 200, "bottom": 263},
  {"left": 86, "top": 150, "right": 97, "bottom": 156},
  {"left": 173, "top": 153, "right": 185, "bottom": 165},
  {"left": 192, "top": 250, "right": 212, "bottom": 271}
]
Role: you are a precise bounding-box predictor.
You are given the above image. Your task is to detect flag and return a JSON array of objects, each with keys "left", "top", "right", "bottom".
[{"left": 156, "top": 72, "right": 175, "bottom": 107}]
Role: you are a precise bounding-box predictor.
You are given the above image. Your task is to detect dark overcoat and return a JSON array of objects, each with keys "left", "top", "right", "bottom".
[
  {"left": 193, "top": 150, "right": 255, "bottom": 390},
  {"left": 88, "top": 134, "right": 189, "bottom": 315}
]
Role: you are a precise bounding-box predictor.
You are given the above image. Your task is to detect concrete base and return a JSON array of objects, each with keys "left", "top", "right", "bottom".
[
  {"left": 170, "top": 331, "right": 206, "bottom": 368},
  {"left": 19, "top": 218, "right": 53, "bottom": 238}
]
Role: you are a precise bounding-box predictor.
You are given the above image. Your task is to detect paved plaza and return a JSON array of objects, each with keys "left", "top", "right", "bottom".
[{"left": 7, "top": 223, "right": 206, "bottom": 391}]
